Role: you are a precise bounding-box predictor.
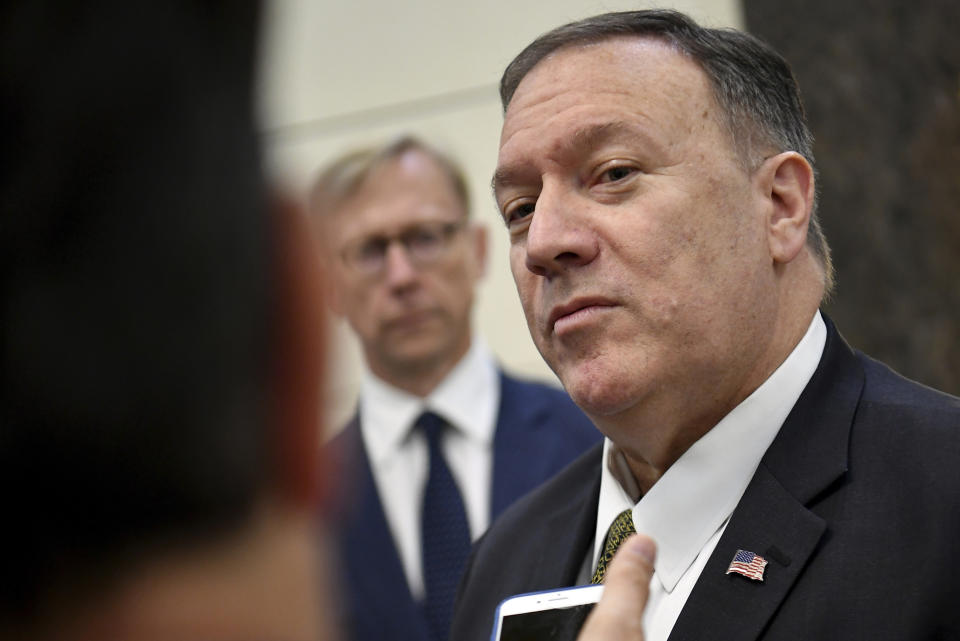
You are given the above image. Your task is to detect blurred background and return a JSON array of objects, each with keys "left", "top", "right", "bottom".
[{"left": 258, "top": 0, "right": 959, "bottom": 429}]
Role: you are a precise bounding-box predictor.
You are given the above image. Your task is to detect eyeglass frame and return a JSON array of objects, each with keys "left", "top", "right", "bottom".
[{"left": 338, "top": 219, "right": 469, "bottom": 277}]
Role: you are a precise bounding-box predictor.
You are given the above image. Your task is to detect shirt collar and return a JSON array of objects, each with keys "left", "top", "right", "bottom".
[
  {"left": 359, "top": 337, "right": 500, "bottom": 466},
  {"left": 595, "top": 311, "right": 826, "bottom": 593}
]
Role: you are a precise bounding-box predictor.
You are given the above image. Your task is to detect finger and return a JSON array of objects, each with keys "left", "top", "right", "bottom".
[{"left": 577, "top": 534, "right": 656, "bottom": 641}]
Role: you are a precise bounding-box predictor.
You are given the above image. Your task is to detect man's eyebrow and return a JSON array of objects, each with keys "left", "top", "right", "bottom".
[
  {"left": 491, "top": 120, "right": 651, "bottom": 196},
  {"left": 490, "top": 166, "right": 524, "bottom": 199},
  {"left": 570, "top": 120, "right": 643, "bottom": 149}
]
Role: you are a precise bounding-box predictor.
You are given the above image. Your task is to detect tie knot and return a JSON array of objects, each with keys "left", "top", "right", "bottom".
[
  {"left": 609, "top": 508, "right": 636, "bottom": 539},
  {"left": 592, "top": 508, "right": 637, "bottom": 584},
  {"left": 416, "top": 411, "right": 448, "bottom": 444}
]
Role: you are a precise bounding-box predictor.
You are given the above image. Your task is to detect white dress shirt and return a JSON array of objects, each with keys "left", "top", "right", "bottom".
[
  {"left": 359, "top": 338, "right": 500, "bottom": 600},
  {"left": 591, "top": 311, "right": 826, "bottom": 641}
]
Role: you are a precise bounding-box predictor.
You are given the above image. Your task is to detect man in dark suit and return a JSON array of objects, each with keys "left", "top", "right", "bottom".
[
  {"left": 452, "top": 9, "right": 960, "bottom": 641},
  {"left": 309, "top": 138, "right": 600, "bottom": 641}
]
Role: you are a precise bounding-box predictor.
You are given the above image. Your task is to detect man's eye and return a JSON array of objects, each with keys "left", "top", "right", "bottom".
[
  {"left": 357, "top": 239, "right": 387, "bottom": 261},
  {"left": 504, "top": 201, "right": 536, "bottom": 224},
  {"left": 407, "top": 228, "right": 442, "bottom": 249},
  {"left": 600, "top": 165, "right": 635, "bottom": 183}
]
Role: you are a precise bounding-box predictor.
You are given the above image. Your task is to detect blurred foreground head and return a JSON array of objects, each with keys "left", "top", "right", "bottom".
[{"left": 1, "top": 2, "right": 330, "bottom": 640}]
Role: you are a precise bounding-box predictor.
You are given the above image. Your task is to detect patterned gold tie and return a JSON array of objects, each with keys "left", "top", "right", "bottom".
[{"left": 591, "top": 508, "right": 637, "bottom": 584}]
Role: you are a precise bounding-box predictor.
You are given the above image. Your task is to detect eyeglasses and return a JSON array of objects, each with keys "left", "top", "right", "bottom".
[{"left": 340, "top": 220, "right": 466, "bottom": 276}]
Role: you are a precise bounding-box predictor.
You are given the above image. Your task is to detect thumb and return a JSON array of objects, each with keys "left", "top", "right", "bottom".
[{"left": 577, "top": 534, "right": 656, "bottom": 641}]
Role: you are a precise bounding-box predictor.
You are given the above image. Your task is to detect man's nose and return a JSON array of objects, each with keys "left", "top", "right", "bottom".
[
  {"left": 383, "top": 241, "right": 419, "bottom": 287},
  {"left": 524, "top": 184, "right": 599, "bottom": 278}
]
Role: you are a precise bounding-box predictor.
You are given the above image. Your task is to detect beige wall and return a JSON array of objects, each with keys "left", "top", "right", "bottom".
[{"left": 258, "top": 0, "right": 743, "bottom": 429}]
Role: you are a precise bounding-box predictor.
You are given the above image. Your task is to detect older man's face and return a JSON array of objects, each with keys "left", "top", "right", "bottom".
[
  {"left": 327, "top": 151, "right": 485, "bottom": 384},
  {"left": 495, "top": 38, "right": 780, "bottom": 436}
]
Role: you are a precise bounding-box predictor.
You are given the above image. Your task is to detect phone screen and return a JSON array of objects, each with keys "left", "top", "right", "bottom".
[
  {"left": 499, "top": 602, "right": 596, "bottom": 641},
  {"left": 493, "top": 585, "right": 603, "bottom": 641}
]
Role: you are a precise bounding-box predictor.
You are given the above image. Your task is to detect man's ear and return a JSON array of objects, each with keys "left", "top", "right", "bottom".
[
  {"left": 308, "top": 218, "right": 346, "bottom": 318},
  {"left": 323, "top": 260, "right": 346, "bottom": 317},
  {"left": 759, "top": 151, "right": 815, "bottom": 264},
  {"left": 270, "top": 191, "right": 328, "bottom": 510},
  {"left": 470, "top": 222, "right": 488, "bottom": 279}
]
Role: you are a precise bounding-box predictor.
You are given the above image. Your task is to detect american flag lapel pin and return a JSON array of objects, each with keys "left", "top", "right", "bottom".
[{"left": 726, "top": 549, "right": 768, "bottom": 582}]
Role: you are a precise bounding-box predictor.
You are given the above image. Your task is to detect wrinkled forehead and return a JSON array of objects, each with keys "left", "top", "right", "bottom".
[
  {"left": 500, "top": 36, "right": 715, "bottom": 141},
  {"left": 495, "top": 37, "right": 728, "bottom": 186},
  {"left": 506, "top": 36, "right": 696, "bottom": 103}
]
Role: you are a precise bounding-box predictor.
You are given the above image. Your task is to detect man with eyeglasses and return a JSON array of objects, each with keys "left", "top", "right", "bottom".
[{"left": 309, "top": 137, "right": 600, "bottom": 641}]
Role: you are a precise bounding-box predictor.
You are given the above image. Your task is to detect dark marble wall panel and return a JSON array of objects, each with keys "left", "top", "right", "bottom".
[{"left": 745, "top": 0, "right": 960, "bottom": 394}]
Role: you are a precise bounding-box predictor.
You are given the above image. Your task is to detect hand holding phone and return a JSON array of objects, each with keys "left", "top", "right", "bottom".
[
  {"left": 493, "top": 585, "right": 604, "bottom": 641},
  {"left": 491, "top": 534, "right": 657, "bottom": 641},
  {"left": 577, "top": 535, "right": 656, "bottom": 641}
]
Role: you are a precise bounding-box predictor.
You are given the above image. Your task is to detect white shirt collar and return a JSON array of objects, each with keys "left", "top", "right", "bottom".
[
  {"left": 359, "top": 337, "right": 499, "bottom": 466},
  {"left": 594, "top": 311, "right": 827, "bottom": 592}
]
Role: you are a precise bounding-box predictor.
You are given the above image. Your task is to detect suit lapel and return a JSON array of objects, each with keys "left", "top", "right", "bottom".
[
  {"left": 669, "top": 317, "right": 865, "bottom": 641},
  {"left": 668, "top": 464, "right": 827, "bottom": 641},
  {"left": 533, "top": 444, "right": 604, "bottom": 588},
  {"left": 335, "top": 419, "right": 431, "bottom": 641}
]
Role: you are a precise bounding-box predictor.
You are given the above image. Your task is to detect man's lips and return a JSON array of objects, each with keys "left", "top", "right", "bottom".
[
  {"left": 384, "top": 309, "right": 439, "bottom": 331},
  {"left": 547, "top": 297, "right": 617, "bottom": 333}
]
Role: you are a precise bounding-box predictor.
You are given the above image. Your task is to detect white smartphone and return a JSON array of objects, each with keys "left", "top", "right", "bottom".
[{"left": 491, "top": 584, "right": 604, "bottom": 641}]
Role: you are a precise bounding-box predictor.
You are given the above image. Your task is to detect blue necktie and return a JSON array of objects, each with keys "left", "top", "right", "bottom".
[{"left": 418, "top": 411, "right": 471, "bottom": 641}]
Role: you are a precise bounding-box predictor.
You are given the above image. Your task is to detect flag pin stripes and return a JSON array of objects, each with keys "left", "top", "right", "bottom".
[{"left": 726, "top": 549, "right": 768, "bottom": 582}]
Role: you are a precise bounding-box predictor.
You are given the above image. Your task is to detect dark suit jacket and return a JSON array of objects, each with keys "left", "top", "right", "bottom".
[
  {"left": 328, "top": 371, "right": 600, "bottom": 641},
  {"left": 451, "top": 319, "right": 960, "bottom": 641}
]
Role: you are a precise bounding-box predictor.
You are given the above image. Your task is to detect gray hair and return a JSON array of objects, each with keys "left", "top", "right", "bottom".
[
  {"left": 310, "top": 135, "right": 471, "bottom": 219},
  {"left": 500, "top": 9, "right": 833, "bottom": 292}
]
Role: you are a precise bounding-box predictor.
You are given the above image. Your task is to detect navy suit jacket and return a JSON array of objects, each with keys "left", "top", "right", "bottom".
[
  {"left": 328, "top": 371, "right": 600, "bottom": 641},
  {"left": 451, "top": 319, "right": 960, "bottom": 641}
]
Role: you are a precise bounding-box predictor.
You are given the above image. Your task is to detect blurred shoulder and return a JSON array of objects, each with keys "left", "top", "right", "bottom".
[{"left": 499, "top": 370, "right": 596, "bottom": 434}]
